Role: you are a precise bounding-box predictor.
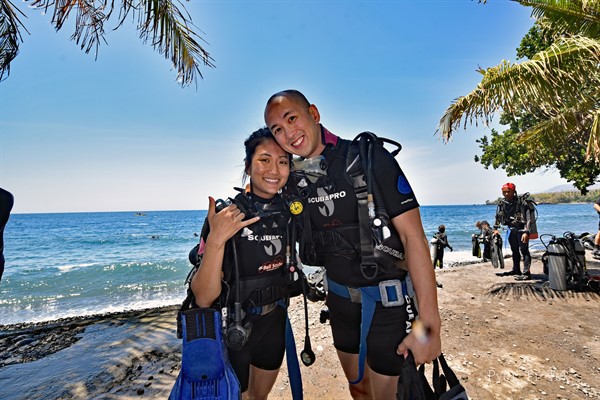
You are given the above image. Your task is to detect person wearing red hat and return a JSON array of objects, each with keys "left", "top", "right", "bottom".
[{"left": 494, "top": 182, "right": 532, "bottom": 280}]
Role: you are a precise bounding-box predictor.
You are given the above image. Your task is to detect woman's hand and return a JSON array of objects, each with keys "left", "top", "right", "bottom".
[{"left": 206, "top": 196, "right": 260, "bottom": 246}]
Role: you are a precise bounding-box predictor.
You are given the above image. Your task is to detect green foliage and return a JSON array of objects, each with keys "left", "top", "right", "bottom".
[
  {"left": 515, "top": 18, "right": 557, "bottom": 60},
  {"left": 473, "top": 10, "right": 600, "bottom": 195},
  {"left": 439, "top": 0, "right": 600, "bottom": 180},
  {"left": 475, "top": 129, "right": 539, "bottom": 176}
]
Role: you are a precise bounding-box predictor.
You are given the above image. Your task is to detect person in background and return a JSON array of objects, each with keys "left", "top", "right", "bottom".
[
  {"left": 0, "top": 188, "right": 14, "bottom": 282},
  {"left": 494, "top": 182, "right": 532, "bottom": 281},
  {"left": 264, "top": 89, "right": 441, "bottom": 400},
  {"left": 432, "top": 224, "right": 453, "bottom": 269},
  {"left": 190, "top": 128, "right": 293, "bottom": 400},
  {"left": 475, "top": 220, "right": 493, "bottom": 262},
  {"left": 594, "top": 197, "right": 600, "bottom": 258}
]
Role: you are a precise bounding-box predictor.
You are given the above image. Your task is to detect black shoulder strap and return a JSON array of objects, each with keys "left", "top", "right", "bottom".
[{"left": 345, "top": 132, "right": 402, "bottom": 280}]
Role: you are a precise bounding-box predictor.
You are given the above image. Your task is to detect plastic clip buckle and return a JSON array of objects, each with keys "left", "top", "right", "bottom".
[
  {"left": 347, "top": 287, "right": 362, "bottom": 303},
  {"left": 378, "top": 279, "right": 405, "bottom": 307}
]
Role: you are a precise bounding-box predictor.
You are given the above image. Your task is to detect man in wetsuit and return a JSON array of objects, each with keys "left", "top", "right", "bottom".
[
  {"left": 0, "top": 188, "right": 14, "bottom": 282},
  {"left": 432, "top": 224, "right": 453, "bottom": 269},
  {"left": 264, "top": 90, "right": 441, "bottom": 399},
  {"left": 495, "top": 182, "right": 532, "bottom": 280}
]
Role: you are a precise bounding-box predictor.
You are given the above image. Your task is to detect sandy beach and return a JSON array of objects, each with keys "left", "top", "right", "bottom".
[{"left": 1, "top": 254, "right": 599, "bottom": 400}]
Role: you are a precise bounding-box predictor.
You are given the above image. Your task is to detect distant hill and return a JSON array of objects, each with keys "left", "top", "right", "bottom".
[
  {"left": 542, "top": 183, "right": 600, "bottom": 193},
  {"left": 485, "top": 188, "right": 600, "bottom": 205}
]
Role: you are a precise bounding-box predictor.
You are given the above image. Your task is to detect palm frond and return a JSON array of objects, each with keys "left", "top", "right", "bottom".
[
  {"left": 136, "top": 0, "right": 215, "bottom": 87},
  {"left": 30, "top": 0, "right": 108, "bottom": 55},
  {"left": 438, "top": 35, "right": 600, "bottom": 141},
  {"left": 26, "top": 0, "right": 213, "bottom": 86},
  {"left": 0, "top": 0, "right": 28, "bottom": 81},
  {"left": 518, "top": 96, "right": 599, "bottom": 158},
  {"left": 515, "top": 0, "right": 600, "bottom": 38}
]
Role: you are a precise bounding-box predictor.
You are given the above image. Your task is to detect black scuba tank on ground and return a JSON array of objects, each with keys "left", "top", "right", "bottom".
[
  {"left": 471, "top": 235, "right": 481, "bottom": 258},
  {"left": 541, "top": 232, "right": 587, "bottom": 291}
]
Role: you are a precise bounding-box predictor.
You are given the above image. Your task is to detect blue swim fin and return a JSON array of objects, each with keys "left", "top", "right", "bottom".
[{"left": 169, "top": 307, "right": 240, "bottom": 400}]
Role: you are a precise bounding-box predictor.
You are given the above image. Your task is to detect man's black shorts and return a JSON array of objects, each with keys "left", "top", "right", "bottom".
[{"left": 326, "top": 289, "right": 415, "bottom": 376}]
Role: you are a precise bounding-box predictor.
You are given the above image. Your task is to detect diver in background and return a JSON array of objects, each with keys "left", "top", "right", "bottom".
[
  {"left": 495, "top": 182, "right": 532, "bottom": 280},
  {"left": 432, "top": 224, "right": 453, "bottom": 269}
]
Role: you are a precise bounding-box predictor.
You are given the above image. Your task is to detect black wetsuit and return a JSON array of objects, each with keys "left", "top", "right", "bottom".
[
  {"left": 291, "top": 126, "right": 419, "bottom": 376},
  {"left": 198, "top": 192, "right": 291, "bottom": 392},
  {"left": 432, "top": 232, "right": 450, "bottom": 269},
  {"left": 495, "top": 196, "right": 531, "bottom": 275},
  {"left": 0, "top": 188, "right": 14, "bottom": 282}
]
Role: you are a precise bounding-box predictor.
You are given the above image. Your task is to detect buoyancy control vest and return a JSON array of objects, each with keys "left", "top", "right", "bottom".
[
  {"left": 192, "top": 190, "right": 294, "bottom": 312},
  {"left": 495, "top": 192, "right": 538, "bottom": 239},
  {"left": 291, "top": 131, "right": 407, "bottom": 281}
]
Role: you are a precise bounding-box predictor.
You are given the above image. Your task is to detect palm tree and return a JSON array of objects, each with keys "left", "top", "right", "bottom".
[
  {"left": 0, "top": 0, "right": 214, "bottom": 86},
  {"left": 437, "top": 0, "right": 600, "bottom": 160}
]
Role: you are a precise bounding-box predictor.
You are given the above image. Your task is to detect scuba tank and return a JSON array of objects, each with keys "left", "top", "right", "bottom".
[
  {"left": 471, "top": 234, "right": 481, "bottom": 258},
  {"left": 573, "top": 238, "right": 586, "bottom": 273},
  {"left": 430, "top": 235, "right": 439, "bottom": 260},
  {"left": 544, "top": 240, "right": 568, "bottom": 291}
]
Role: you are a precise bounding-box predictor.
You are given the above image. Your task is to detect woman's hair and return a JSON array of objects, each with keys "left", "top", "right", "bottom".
[{"left": 242, "top": 127, "right": 290, "bottom": 183}]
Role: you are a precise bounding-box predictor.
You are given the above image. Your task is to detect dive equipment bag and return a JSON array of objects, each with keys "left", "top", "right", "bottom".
[{"left": 396, "top": 351, "right": 469, "bottom": 400}]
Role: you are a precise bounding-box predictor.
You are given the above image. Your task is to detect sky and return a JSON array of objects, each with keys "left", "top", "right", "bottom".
[{"left": 0, "top": 0, "right": 572, "bottom": 214}]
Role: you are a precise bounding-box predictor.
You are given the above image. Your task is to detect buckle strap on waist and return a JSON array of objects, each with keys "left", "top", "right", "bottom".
[
  {"left": 326, "top": 276, "right": 415, "bottom": 385},
  {"left": 247, "top": 299, "right": 287, "bottom": 316},
  {"left": 326, "top": 276, "right": 414, "bottom": 307}
]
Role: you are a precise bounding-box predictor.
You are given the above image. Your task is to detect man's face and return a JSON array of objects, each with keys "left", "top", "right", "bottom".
[
  {"left": 264, "top": 96, "right": 324, "bottom": 158},
  {"left": 502, "top": 189, "right": 515, "bottom": 201}
]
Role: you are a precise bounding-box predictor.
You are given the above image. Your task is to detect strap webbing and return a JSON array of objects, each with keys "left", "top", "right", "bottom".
[
  {"left": 351, "top": 288, "right": 376, "bottom": 384},
  {"left": 285, "top": 314, "right": 303, "bottom": 399}
]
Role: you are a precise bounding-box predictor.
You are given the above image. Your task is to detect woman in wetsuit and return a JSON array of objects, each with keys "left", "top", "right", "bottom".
[{"left": 190, "top": 128, "right": 292, "bottom": 400}]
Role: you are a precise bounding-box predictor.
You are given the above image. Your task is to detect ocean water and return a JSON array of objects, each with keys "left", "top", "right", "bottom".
[{"left": 1, "top": 204, "right": 596, "bottom": 325}]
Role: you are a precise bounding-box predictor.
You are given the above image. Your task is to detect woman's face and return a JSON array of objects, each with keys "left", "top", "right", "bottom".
[{"left": 248, "top": 138, "right": 290, "bottom": 199}]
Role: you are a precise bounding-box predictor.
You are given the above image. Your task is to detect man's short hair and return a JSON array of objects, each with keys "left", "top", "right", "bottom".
[{"left": 266, "top": 89, "right": 310, "bottom": 109}]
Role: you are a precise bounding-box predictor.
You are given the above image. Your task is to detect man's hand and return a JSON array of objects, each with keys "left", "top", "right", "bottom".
[{"left": 397, "top": 319, "right": 441, "bottom": 366}]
